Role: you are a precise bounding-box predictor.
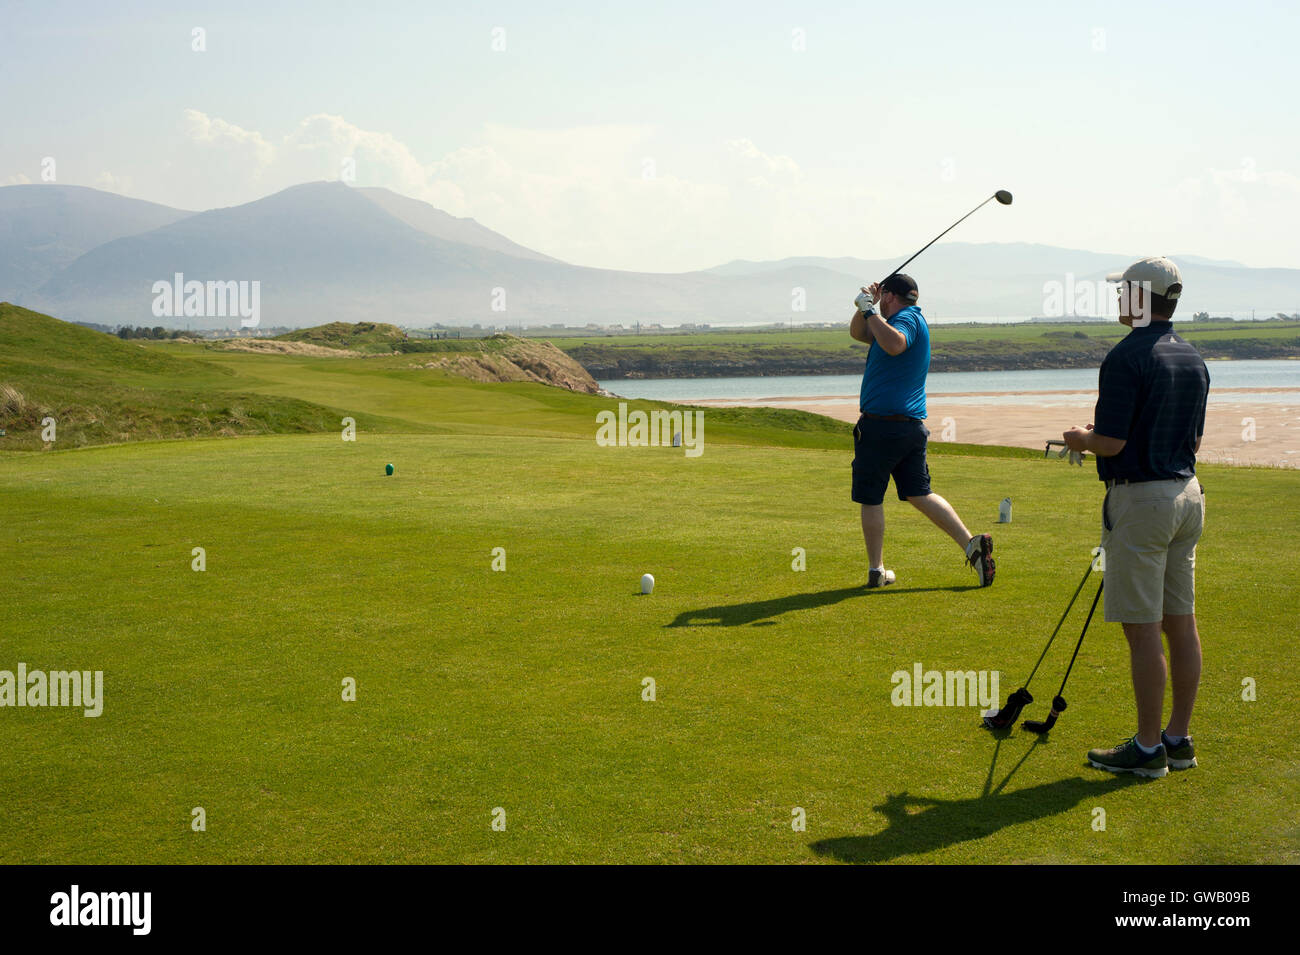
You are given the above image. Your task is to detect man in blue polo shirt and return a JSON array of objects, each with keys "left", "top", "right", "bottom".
[
  {"left": 1062, "top": 256, "right": 1209, "bottom": 778},
  {"left": 849, "top": 273, "right": 995, "bottom": 589}
]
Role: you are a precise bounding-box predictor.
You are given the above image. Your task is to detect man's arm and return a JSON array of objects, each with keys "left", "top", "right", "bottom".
[
  {"left": 867, "top": 312, "right": 909, "bottom": 356},
  {"left": 1063, "top": 424, "right": 1126, "bottom": 457},
  {"left": 1068, "top": 353, "right": 1134, "bottom": 457},
  {"left": 849, "top": 309, "right": 875, "bottom": 344},
  {"left": 1195, "top": 375, "right": 1208, "bottom": 455}
]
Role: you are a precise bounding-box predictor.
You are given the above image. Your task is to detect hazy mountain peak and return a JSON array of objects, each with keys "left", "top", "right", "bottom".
[
  {"left": 357, "top": 186, "right": 560, "bottom": 263},
  {"left": 0, "top": 184, "right": 195, "bottom": 297}
]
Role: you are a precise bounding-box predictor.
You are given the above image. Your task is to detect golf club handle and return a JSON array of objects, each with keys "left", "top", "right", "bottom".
[
  {"left": 1055, "top": 580, "right": 1104, "bottom": 695},
  {"left": 884, "top": 194, "right": 997, "bottom": 280},
  {"left": 1024, "top": 559, "right": 1097, "bottom": 686}
]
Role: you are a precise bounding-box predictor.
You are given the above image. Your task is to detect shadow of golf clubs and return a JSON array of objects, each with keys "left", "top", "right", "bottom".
[
  {"left": 809, "top": 736, "right": 1146, "bottom": 864},
  {"left": 981, "top": 728, "right": 1059, "bottom": 796},
  {"left": 665, "top": 584, "right": 981, "bottom": 628}
]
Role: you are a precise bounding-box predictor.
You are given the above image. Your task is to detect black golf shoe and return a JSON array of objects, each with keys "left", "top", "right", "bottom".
[
  {"left": 966, "top": 534, "right": 995, "bottom": 587},
  {"left": 1162, "top": 731, "right": 1198, "bottom": 770},
  {"left": 1087, "top": 736, "right": 1168, "bottom": 778}
]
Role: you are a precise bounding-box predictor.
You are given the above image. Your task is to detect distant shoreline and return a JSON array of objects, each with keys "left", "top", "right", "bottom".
[{"left": 563, "top": 324, "right": 1300, "bottom": 380}]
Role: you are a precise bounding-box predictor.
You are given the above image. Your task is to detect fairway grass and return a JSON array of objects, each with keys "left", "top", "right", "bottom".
[{"left": 2, "top": 427, "right": 1296, "bottom": 864}]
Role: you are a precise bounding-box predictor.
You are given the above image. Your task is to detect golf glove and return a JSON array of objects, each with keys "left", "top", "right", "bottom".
[
  {"left": 1057, "top": 446, "right": 1085, "bottom": 466},
  {"left": 854, "top": 290, "right": 877, "bottom": 315}
]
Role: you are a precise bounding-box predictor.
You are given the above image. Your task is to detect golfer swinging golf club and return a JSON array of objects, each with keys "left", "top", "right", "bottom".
[
  {"left": 1062, "top": 256, "right": 1209, "bottom": 778},
  {"left": 849, "top": 275, "right": 995, "bottom": 588}
]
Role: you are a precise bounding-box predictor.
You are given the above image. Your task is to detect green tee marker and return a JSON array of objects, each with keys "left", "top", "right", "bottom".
[{"left": 385, "top": 463, "right": 394, "bottom": 476}]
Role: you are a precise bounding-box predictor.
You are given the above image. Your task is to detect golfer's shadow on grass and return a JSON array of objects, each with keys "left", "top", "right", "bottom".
[
  {"left": 666, "top": 584, "right": 980, "bottom": 628},
  {"left": 808, "top": 736, "right": 1145, "bottom": 864}
]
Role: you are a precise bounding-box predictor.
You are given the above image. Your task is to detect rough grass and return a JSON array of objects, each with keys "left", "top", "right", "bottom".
[
  {"left": 0, "top": 306, "right": 402, "bottom": 450},
  {"left": 0, "top": 308, "right": 592, "bottom": 449},
  {"left": 213, "top": 339, "right": 366, "bottom": 358},
  {"left": 275, "top": 320, "right": 406, "bottom": 353}
]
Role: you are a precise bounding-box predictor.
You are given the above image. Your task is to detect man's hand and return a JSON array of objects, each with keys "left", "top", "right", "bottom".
[
  {"left": 1064, "top": 423, "right": 1127, "bottom": 458},
  {"left": 1063, "top": 424, "right": 1092, "bottom": 453},
  {"left": 850, "top": 284, "right": 884, "bottom": 343}
]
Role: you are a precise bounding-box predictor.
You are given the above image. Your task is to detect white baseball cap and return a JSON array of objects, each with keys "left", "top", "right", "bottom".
[{"left": 1105, "top": 255, "right": 1183, "bottom": 299}]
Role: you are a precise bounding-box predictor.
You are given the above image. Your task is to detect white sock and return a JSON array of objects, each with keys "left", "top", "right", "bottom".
[
  {"left": 870, "top": 566, "right": 885, "bottom": 574},
  {"left": 965, "top": 537, "right": 980, "bottom": 558},
  {"left": 1134, "top": 737, "right": 1161, "bottom": 755}
]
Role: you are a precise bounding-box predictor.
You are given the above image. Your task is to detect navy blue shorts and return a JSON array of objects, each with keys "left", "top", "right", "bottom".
[{"left": 851, "top": 415, "right": 932, "bottom": 505}]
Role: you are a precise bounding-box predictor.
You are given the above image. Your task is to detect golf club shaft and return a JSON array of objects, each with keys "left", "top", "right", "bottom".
[
  {"left": 1054, "top": 580, "right": 1103, "bottom": 696},
  {"left": 884, "top": 193, "right": 999, "bottom": 280},
  {"left": 1023, "top": 560, "right": 1096, "bottom": 686}
]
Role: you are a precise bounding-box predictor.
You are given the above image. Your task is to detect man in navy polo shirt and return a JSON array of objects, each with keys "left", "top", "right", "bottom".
[
  {"left": 1062, "top": 256, "right": 1209, "bottom": 778},
  {"left": 849, "top": 273, "right": 995, "bottom": 589}
]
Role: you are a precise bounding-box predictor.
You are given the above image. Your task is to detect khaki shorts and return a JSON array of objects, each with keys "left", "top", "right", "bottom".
[{"left": 1100, "top": 477, "right": 1205, "bottom": 624}]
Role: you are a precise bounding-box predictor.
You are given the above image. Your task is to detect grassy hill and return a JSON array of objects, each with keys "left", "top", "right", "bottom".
[
  {"left": 0, "top": 304, "right": 385, "bottom": 450},
  {"left": 0, "top": 306, "right": 872, "bottom": 453},
  {"left": 275, "top": 321, "right": 409, "bottom": 353}
]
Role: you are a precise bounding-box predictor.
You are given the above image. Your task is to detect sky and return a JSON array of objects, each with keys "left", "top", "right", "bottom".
[{"left": 3, "top": 0, "right": 1298, "bottom": 273}]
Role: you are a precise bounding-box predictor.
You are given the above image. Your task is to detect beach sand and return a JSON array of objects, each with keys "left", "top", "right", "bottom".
[{"left": 686, "top": 392, "right": 1300, "bottom": 468}]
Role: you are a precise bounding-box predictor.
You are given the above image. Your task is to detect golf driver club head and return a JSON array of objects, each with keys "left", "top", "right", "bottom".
[
  {"left": 885, "top": 188, "right": 1016, "bottom": 280},
  {"left": 1022, "top": 695, "right": 1068, "bottom": 734},
  {"left": 981, "top": 687, "right": 1032, "bottom": 729}
]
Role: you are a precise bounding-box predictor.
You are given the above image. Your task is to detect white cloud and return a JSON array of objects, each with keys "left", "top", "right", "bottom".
[
  {"left": 727, "top": 138, "right": 802, "bottom": 188},
  {"left": 283, "top": 113, "right": 429, "bottom": 192},
  {"left": 181, "top": 109, "right": 274, "bottom": 168},
  {"left": 93, "top": 171, "right": 130, "bottom": 193}
]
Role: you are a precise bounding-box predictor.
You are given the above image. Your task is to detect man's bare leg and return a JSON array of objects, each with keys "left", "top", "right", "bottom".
[
  {"left": 1162, "top": 613, "right": 1201, "bottom": 739},
  {"left": 1123, "top": 621, "right": 1166, "bottom": 749},
  {"left": 860, "top": 504, "right": 885, "bottom": 568},
  {"left": 905, "top": 493, "right": 974, "bottom": 550}
]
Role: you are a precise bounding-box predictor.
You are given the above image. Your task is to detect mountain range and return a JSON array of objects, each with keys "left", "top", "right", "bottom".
[{"left": 3, "top": 182, "right": 1298, "bottom": 329}]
